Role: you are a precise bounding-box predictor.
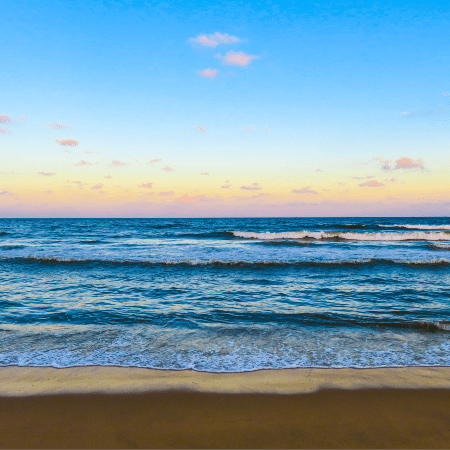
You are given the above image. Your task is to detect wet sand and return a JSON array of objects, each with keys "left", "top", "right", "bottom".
[{"left": 1, "top": 366, "right": 450, "bottom": 448}]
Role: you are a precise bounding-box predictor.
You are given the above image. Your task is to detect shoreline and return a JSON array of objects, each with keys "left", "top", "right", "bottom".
[
  {"left": 2, "top": 366, "right": 450, "bottom": 448},
  {"left": 2, "top": 365, "right": 450, "bottom": 396}
]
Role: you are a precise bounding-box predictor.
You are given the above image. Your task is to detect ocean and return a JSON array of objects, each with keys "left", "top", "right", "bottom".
[{"left": 0, "top": 217, "right": 449, "bottom": 372}]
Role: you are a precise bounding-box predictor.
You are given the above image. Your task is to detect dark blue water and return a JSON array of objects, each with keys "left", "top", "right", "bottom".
[{"left": 0, "top": 218, "right": 449, "bottom": 371}]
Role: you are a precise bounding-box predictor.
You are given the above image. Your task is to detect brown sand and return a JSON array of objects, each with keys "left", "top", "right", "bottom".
[{"left": 1, "top": 366, "right": 450, "bottom": 448}]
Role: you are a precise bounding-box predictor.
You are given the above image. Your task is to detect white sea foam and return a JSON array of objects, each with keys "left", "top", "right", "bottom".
[
  {"left": 232, "top": 230, "right": 450, "bottom": 241},
  {"left": 381, "top": 224, "right": 450, "bottom": 230},
  {"left": 429, "top": 243, "right": 450, "bottom": 250}
]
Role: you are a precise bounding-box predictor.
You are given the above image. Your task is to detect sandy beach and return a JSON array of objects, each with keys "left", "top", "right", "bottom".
[{"left": 1, "top": 366, "right": 450, "bottom": 448}]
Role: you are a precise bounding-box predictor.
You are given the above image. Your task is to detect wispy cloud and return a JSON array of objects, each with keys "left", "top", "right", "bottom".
[
  {"left": 84, "top": 150, "right": 93, "bottom": 154},
  {"left": 395, "top": 157, "right": 424, "bottom": 169},
  {"left": 338, "top": 182, "right": 346, "bottom": 186},
  {"left": 111, "top": 160, "right": 128, "bottom": 167},
  {"left": 359, "top": 180, "right": 385, "bottom": 187},
  {"left": 162, "top": 166, "right": 174, "bottom": 172},
  {"left": 0, "top": 190, "right": 13, "bottom": 196},
  {"left": 189, "top": 32, "right": 241, "bottom": 48},
  {"left": 264, "top": 127, "right": 270, "bottom": 132},
  {"left": 0, "top": 115, "right": 25, "bottom": 125},
  {"left": 201, "top": 172, "right": 209, "bottom": 175},
  {"left": 316, "top": 169, "right": 323, "bottom": 172},
  {"left": 243, "top": 125, "right": 254, "bottom": 132},
  {"left": 44, "top": 190, "right": 53, "bottom": 194},
  {"left": 76, "top": 160, "right": 92, "bottom": 166},
  {"left": 69, "top": 180, "right": 88, "bottom": 190},
  {"left": 147, "top": 158, "right": 162, "bottom": 164},
  {"left": 291, "top": 187, "right": 319, "bottom": 195},
  {"left": 55, "top": 139, "right": 79, "bottom": 147},
  {"left": 196, "top": 126, "right": 206, "bottom": 133},
  {"left": 91, "top": 183, "right": 104, "bottom": 190},
  {"left": 48, "top": 122, "right": 71, "bottom": 129},
  {"left": 104, "top": 175, "right": 113, "bottom": 179},
  {"left": 443, "top": 92, "right": 449, "bottom": 97},
  {"left": 251, "top": 193, "right": 271, "bottom": 199},
  {"left": 384, "top": 177, "right": 399, "bottom": 182},
  {"left": 221, "top": 180, "right": 231, "bottom": 189},
  {"left": 241, "top": 182, "right": 262, "bottom": 191},
  {"left": 399, "top": 105, "right": 446, "bottom": 119},
  {"left": 159, "top": 191, "right": 174, "bottom": 196},
  {"left": 221, "top": 50, "right": 259, "bottom": 67},
  {"left": 63, "top": 149, "right": 71, "bottom": 153},
  {"left": 37, "top": 172, "right": 56, "bottom": 176},
  {"left": 373, "top": 157, "right": 392, "bottom": 171},
  {"left": 138, "top": 182, "right": 153, "bottom": 189},
  {"left": 0, "top": 128, "right": 11, "bottom": 135},
  {"left": 177, "top": 194, "right": 206, "bottom": 203},
  {"left": 198, "top": 68, "right": 220, "bottom": 79}
]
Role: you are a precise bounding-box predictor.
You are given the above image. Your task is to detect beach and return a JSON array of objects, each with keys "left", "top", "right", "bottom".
[
  {"left": 1, "top": 218, "right": 450, "bottom": 447},
  {"left": 1, "top": 366, "right": 450, "bottom": 448}
]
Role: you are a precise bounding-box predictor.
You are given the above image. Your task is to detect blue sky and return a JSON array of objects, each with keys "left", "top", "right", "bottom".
[{"left": 1, "top": 0, "right": 449, "bottom": 216}]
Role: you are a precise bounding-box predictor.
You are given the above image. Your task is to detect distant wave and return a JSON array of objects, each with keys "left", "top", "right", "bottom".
[
  {"left": 2, "top": 256, "right": 450, "bottom": 267},
  {"left": 79, "top": 240, "right": 106, "bottom": 244},
  {"left": 380, "top": 224, "right": 450, "bottom": 230},
  {"left": 232, "top": 230, "right": 450, "bottom": 241},
  {"left": 0, "top": 245, "right": 25, "bottom": 250},
  {"left": 0, "top": 232, "right": 8, "bottom": 236},
  {"left": 425, "top": 243, "right": 450, "bottom": 251},
  {"left": 319, "top": 224, "right": 367, "bottom": 229},
  {"left": 257, "top": 241, "right": 314, "bottom": 247},
  {"left": 177, "top": 231, "right": 232, "bottom": 239}
]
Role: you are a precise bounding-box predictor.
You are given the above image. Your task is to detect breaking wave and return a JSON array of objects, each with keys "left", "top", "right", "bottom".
[
  {"left": 381, "top": 224, "right": 450, "bottom": 230},
  {"left": 232, "top": 230, "right": 450, "bottom": 241}
]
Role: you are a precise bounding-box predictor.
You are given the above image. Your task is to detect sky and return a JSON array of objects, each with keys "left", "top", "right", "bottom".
[{"left": 1, "top": 0, "right": 450, "bottom": 217}]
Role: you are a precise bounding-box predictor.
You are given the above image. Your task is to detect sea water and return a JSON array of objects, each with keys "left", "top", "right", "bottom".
[{"left": 0, "top": 217, "right": 449, "bottom": 371}]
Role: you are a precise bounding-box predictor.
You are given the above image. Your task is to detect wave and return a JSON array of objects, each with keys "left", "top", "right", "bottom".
[
  {"left": 232, "top": 230, "right": 450, "bottom": 241},
  {"left": 79, "top": 240, "right": 105, "bottom": 244},
  {"left": 0, "top": 245, "right": 25, "bottom": 250},
  {"left": 177, "top": 231, "right": 232, "bottom": 239},
  {"left": 257, "top": 241, "right": 314, "bottom": 247},
  {"left": 425, "top": 243, "right": 450, "bottom": 251},
  {"left": 3, "top": 306, "right": 450, "bottom": 332},
  {"left": 2, "top": 256, "right": 450, "bottom": 267},
  {"left": 319, "top": 224, "right": 368, "bottom": 229},
  {"left": 380, "top": 224, "right": 450, "bottom": 230}
]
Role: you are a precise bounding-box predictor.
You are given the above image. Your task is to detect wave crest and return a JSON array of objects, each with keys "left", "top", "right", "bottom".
[
  {"left": 2, "top": 256, "right": 450, "bottom": 267},
  {"left": 381, "top": 224, "right": 450, "bottom": 230},
  {"left": 232, "top": 230, "right": 450, "bottom": 241}
]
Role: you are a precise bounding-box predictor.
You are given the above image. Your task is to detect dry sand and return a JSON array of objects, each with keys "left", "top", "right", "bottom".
[{"left": 1, "top": 366, "right": 450, "bottom": 448}]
